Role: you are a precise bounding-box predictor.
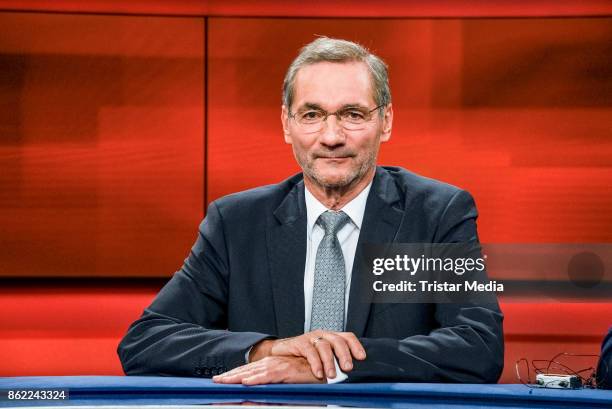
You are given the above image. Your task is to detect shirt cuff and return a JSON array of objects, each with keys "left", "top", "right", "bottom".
[
  {"left": 245, "top": 346, "right": 254, "bottom": 364},
  {"left": 327, "top": 357, "right": 348, "bottom": 384}
]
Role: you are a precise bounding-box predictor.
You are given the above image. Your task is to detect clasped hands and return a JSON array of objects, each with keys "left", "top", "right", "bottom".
[{"left": 213, "top": 330, "right": 366, "bottom": 385}]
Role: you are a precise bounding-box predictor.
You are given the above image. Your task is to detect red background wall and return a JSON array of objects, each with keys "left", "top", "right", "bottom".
[{"left": 0, "top": 1, "right": 611, "bottom": 383}]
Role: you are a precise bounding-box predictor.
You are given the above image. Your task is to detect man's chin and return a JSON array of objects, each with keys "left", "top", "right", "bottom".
[
  {"left": 310, "top": 171, "right": 355, "bottom": 190},
  {"left": 302, "top": 159, "right": 372, "bottom": 190}
]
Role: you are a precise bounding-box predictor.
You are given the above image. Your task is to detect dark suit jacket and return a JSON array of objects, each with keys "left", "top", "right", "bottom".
[
  {"left": 118, "top": 166, "right": 504, "bottom": 382},
  {"left": 598, "top": 328, "right": 612, "bottom": 388}
]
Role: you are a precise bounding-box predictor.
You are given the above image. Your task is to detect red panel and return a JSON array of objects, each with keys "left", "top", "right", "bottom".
[
  {"left": 207, "top": 17, "right": 612, "bottom": 244},
  {"left": 0, "top": 12, "right": 205, "bottom": 276},
  {"left": 500, "top": 302, "right": 611, "bottom": 383},
  {"left": 1, "top": 0, "right": 612, "bottom": 17},
  {"left": 0, "top": 284, "right": 160, "bottom": 376}
]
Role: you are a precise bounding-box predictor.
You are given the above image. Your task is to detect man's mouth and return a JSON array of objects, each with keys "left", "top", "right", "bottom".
[{"left": 315, "top": 153, "right": 353, "bottom": 160}]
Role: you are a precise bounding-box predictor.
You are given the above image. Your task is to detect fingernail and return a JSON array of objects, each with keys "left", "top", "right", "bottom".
[
  {"left": 359, "top": 350, "right": 366, "bottom": 359},
  {"left": 317, "top": 370, "right": 324, "bottom": 378},
  {"left": 327, "top": 370, "right": 335, "bottom": 377},
  {"left": 344, "top": 361, "right": 353, "bottom": 370}
]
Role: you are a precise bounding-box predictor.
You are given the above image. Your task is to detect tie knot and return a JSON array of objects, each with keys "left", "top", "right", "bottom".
[{"left": 317, "top": 210, "right": 350, "bottom": 236}]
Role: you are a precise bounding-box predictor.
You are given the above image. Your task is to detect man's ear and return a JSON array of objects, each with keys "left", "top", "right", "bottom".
[
  {"left": 380, "top": 103, "right": 393, "bottom": 143},
  {"left": 281, "top": 105, "right": 292, "bottom": 144}
]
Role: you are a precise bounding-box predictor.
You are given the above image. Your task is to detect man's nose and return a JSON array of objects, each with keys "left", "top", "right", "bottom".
[{"left": 318, "top": 115, "right": 345, "bottom": 147}]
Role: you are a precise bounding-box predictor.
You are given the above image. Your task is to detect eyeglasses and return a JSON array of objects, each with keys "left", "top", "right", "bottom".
[{"left": 289, "top": 104, "right": 385, "bottom": 133}]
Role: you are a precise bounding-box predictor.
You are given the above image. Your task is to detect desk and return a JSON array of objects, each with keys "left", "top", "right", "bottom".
[{"left": 0, "top": 376, "right": 611, "bottom": 408}]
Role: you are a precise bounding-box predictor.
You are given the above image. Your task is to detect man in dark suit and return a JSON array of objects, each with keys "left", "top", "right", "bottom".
[
  {"left": 118, "top": 37, "right": 504, "bottom": 384},
  {"left": 598, "top": 328, "right": 611, "bottom": 388}
]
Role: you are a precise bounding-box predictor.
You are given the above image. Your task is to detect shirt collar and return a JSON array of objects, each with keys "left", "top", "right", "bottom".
[{"left": 304, "top": 179, "right": 373, "bottom": 234}]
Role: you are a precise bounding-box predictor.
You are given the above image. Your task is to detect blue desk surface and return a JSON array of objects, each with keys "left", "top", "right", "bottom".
[{"left": 0, "top": 376, "right": 611, "bottom": 408}]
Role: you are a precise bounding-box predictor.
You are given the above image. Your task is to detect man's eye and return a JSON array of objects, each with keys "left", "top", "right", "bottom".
[
  {"left": 300, "top": 111, "right": 324, "bottom": 121},
  {"left": 342, "top": 110, "right": 366, "bottom": 121}
]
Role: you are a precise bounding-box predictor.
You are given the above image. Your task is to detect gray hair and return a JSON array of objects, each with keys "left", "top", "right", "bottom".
[{"left": 282, "top": 37, "right": 391, "bottom": 113}]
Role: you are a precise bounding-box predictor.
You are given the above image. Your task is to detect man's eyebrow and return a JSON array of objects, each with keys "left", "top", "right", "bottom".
[
  {"left": 339, "top": 103, "right": 369, "bottom": 110},
  {"left": 297, "top": 103, "right": 368, "bottom": 111},
  {"left": 298, "top": 103, "right": 323, "bottom": 111}
]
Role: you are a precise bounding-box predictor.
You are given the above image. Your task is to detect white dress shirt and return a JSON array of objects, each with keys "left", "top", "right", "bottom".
[{"left": 303, "top": 181, "right": 372, "bottom": 382}]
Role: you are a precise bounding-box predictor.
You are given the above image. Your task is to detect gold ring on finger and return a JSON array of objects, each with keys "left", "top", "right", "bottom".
[{"left": 311, "top": 336, "right": 324, "bottom": 346}]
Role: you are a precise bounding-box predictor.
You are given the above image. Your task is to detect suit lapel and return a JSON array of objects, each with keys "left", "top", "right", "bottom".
[
  {"left": 267, "top": 180, "right": 307, "bottom": 338},
  {"left": 346, "top": 168, "right": 405, "bottom": 337}
]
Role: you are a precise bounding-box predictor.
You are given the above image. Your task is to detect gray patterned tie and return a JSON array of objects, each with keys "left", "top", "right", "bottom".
[{"left": 310, "top": 210, "right": 351, "bottom": 331}]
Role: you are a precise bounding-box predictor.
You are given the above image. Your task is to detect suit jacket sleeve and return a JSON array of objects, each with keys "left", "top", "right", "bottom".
[
  {"left": 597, "top": 328, "right": 612, "bottom": 388},
  {"left": 348, "top": 190, "right": 505, "bottom": 383},
  {"left": 117, "top": 201, "right": 273, "bottom": 377}
]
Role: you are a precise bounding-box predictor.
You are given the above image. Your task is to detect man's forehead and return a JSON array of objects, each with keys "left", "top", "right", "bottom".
[{"left": 292, "top": 61, "right": 375, "bottom": 108}]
